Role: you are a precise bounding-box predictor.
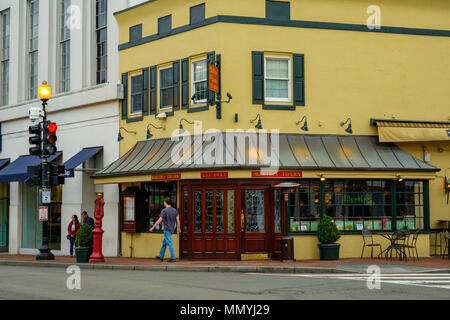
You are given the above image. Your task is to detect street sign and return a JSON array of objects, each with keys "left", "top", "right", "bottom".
[
  {"left": 41, "top": 189, "right": 51, "bottom": 204},
  {"left": 39, "top": 206, "right": 48, "bottom": 222},
  {"left": 208, "top": 64, "right": 219, "bottom": 93}
]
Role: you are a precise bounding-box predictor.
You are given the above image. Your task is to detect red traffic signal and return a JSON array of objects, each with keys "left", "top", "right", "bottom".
[
  {"left": 47, "top": 122, "right": 58, "bottom": 134},
  {"left": 44, "top": 121, "right": 58, "bottom": 156}
]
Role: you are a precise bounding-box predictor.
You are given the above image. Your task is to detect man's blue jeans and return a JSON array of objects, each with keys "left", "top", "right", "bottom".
[{"left": 159, "top": 231, "right": 176, "bottom": 260}]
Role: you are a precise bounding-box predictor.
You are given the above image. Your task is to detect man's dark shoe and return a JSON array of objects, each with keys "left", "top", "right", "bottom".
[
  {"left": 155, "top": 256, "right": 163, "bottom": 262},
  {"left": 167, "top": 259, "right": 177, "bottom": 263}
]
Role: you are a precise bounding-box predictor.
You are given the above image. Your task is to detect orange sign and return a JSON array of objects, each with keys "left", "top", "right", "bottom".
[
  {"left": 252, "top": 171, "right": 303, "bottom": 178},
  {"left": 208, "top": 64, "right": 219, "bottom": 93},
  {"left": 201, "top": 172, "right": 229, "bottom": 179},
  {"left": 151, "top": 173, "right": 181, "bottom": 181}
]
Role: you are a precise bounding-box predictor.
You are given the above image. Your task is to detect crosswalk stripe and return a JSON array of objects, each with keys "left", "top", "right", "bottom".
[{"left": 247, "top": 273, "right": 450, "bottom": 290}]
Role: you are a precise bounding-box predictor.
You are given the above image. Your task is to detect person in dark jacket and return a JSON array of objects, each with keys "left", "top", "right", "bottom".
[
  {"left": 81, "top": 211, "right": 94, "bottom": 229},
  {"left": 68, "top": 215, "right": 80, "bottom": 256}
]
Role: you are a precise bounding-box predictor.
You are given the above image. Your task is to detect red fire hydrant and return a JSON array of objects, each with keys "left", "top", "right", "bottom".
[{"left": 89, "top": 193, "right": 105, "bottom": 263}]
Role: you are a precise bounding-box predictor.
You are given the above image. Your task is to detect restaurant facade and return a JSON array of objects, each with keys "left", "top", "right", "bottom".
[{"left": 93, "top": 0, "right": 450, "bottom": 260}]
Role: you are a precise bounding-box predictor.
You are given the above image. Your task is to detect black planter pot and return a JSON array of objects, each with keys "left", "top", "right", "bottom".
[
  {"left": 75, "top": 247, "right": 91, "bottom": 263},
  {"left": 318, "top": 243, "right": 341, "bottom": 260}
]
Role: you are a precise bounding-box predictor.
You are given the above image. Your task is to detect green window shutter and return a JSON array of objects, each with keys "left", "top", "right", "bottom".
[
  {"left": 121, "top": 72, "right": 128, "bottom": 119},
  {"left": 181, "top": 58, "right": 189, "bottom": 109},
  {"left": 207, "top": 51, "right": 215, "bottom": 105},
  {"left": 149, "top": 66, "right": 157, "bottom": 114},
  {"left": 142, "top": 67, "right": 149, "bottom": 115},
  {"left": 252, "top": 51, "right": 264, "bottom": 105},
  {"left": 293, "top": 53, "right": 305, "bottom": 106},
  {"left": 172, "top": 60, "right": 180, "bottom": 110}
]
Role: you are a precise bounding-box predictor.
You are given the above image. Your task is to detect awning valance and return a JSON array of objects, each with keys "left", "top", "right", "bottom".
[
  {"left": 94, "top": 134, "right": 438, "bottom": 180},
  {"left": 63, "top": 146, "right": 103, "bottom": 178},
  {"left": 371, "top": 119, "right": 450, "bottom": 143},
  {"left": 0, "top": 152, "right": 62, "bottom": 183}
]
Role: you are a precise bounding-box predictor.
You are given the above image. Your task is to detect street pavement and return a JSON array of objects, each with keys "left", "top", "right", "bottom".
[{"left": 0, "top": 265, "right": 449, "bottom": 300}]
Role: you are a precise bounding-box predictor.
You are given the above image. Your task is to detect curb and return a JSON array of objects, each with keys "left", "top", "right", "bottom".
[{"left": 0, "top": 259, "right": 343, "bottom": 274}]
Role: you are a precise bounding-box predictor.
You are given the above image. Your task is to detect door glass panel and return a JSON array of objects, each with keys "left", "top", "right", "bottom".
[
  {"left": 194, "top": 190, "right": 202, "bottom": 233},
  {"left": 274, "top": 190, "right": 281, "bottom": 233},
  {"left": 227, "top": 190, "right": 235, "bottom": 233},
  {"left": 216, "top": 190, "right": 224, "bottom": 232},
  {"left": 246, "top": 190, "right": 265, "bottom": 232},
  {"left": 183, "top": 190, "right": 188, "bottom": 232},
  {"left": 205, "top": 190, "right": 213, "bottom": 233}
]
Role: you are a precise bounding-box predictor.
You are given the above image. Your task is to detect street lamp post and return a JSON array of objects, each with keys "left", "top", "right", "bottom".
[{"left": 36, "top": 81, "right": 54, "bottom": 261}]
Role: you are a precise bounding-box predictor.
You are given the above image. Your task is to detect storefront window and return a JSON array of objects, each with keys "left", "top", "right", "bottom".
[
  {"left": 287, "top": 181, "right": 321, "bottom": 232},
  {"left": 183, "top": 190, "right": 188, "bottom": 232},
  {"left": 325, "top": 180, "right": 392, "bottom": 232},
  {"left": 396, "top": 181, "right": 424, "bottom": 230},
  {"left": 21, "top": 185, "right": 41, "bottom": 249},
  {"left": 0, "top": 183, "right": 8, "bottom": 249},
  {"left": 141, "top": 182, "right": 177, "bottom": 233},
  {"left": 288, "top": 179, "right": 427, "bottom": 234}
]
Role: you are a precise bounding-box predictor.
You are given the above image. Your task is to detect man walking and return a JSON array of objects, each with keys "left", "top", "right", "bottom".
[{"left": 150, "top": 198, "right": 180, "bottom": 263}]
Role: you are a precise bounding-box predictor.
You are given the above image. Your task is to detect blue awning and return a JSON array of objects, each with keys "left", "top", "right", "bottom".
[
  {"left": 0, "top": 158, "right": 10, "bottom": 171},
  {"left": 0, "top": 152, "right": 62, "bottom": 183},
  {"left": 63, "top": 146, "right": 103, "bottom": 178}
]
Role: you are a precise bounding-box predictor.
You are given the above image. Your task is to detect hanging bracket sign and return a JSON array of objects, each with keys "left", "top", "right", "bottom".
[{"left": 208, "top": 64, "right": 219, "bottom": 93}]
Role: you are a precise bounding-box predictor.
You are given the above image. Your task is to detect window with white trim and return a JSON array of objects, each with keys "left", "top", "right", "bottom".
[
  {"left": 0, "top": 9, "right": 10, "bottom": 106},
  {"left": 28, "top": 0, "right": 39, "bottom": 99},
  {"left": 191, "top": 59, "right": 207, "bottom": 103},
  {"left": 130, "top": 74, "right": 143, "bottom": 114},
  {"left": 159, "top": 66, "right": 173, "bottom": 110},
  {"left": 95, "top": 0, "right": 107, "bottom": 84},
  {"left": 264, "top": 57, "right": 291, "bottom": 102},
  {"left": 60, "top": 0, "right": 71, "bottom": 92}
]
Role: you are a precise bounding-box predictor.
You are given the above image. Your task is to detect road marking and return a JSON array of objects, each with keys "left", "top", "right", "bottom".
[{"left": 247, "top": 273, "right": 450, "bottom": 290}]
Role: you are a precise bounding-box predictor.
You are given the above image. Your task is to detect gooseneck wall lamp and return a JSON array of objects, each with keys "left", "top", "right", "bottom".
[
  {"left": 118, "top": 127, "right": 136, "bottom": 142},
  {"left": 179, "top": 118, "right": 195, "bottom": 134},
  {"left": 296, "top": 116, "right": 309, "bottom": 132},
  {"left": 250, "top": 114, "right": 263, "bottom": 130},
  {"left": 340, "top": 118, "right": 353, "bottom": 134},
  {"left": 146, "top": 123, "right": 165, "bottom": 140},
  {"left": 396, "top": 174, "right": 404, "bottom": 182}
]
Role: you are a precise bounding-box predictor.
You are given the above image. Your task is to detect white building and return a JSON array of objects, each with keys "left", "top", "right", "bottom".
[{"left": 0, "top": 0, "right": 147, "bottom": 257}]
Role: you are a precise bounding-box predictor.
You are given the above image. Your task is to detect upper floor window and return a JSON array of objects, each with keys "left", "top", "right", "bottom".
[
  {"left": 0, "top": 9, "right": 10, "bottom": 106},
  {"left": 96, "top": 0, "right": 107, "bottom": 84},
  {"left": 264, "top": 57, "right": 291, "bottom": 102},
  {"left": 158, "top": 15, "right": 172, "bottom": 35},
  {"left": 191, "top": 59, "right": 207, "bottom": 103},
  {"left": 159, "top": 67, "right": 173, "bottom": 110},
  {"left": 130, "top": 74, "right": 143, "bottom": 114},
  {"left": 60, "top": 0, "right": 71, "bottom": 92},
  {"left": 28, "top": 0, "right": 39, "bottom": 99}
]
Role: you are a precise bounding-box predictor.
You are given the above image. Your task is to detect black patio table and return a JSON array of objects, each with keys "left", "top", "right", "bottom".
[{"left": 378, "top": 231, "right": 408, "bottom": 261}]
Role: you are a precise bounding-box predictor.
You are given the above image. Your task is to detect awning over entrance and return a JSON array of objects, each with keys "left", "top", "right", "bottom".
[
  {"left": 94, "top": 134, "right": 438, "bottom": 180},
  {"left": 0, "top": 159, "right": 10, "bottom": 171},
  {"left": 371, "top": 119, "right": 450, "bottom": 143},
  {"left": 63, "top": 146, "right": 103, "bottom": 178},
  {"left": 0, "top": 152, "right": 62, "bottom": 183}
]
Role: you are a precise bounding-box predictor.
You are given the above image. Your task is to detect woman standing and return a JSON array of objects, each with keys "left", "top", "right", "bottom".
[{"left": 68, "top": 215, "right": 80, "bottom": 256}]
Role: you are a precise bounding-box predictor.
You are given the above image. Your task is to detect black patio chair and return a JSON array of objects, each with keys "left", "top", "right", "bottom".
[
  {"left": 404, "top": 229, "right": 420, "bottom": 261},
  {"left": 390, "top": 231, "right": 408, "bottom": 261},
  {"left": 442, "top": 231, "right": 450, "bottom": 259},
  {"left": 361, "top": 228, "right": 382, "bottom": 259}
]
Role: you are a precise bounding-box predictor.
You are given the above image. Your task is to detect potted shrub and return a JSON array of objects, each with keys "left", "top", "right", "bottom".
[
  {"left": 75, "top": 223, "right": 93, "bottom": 263},
  {"left": 317, "top": 215, "right": 341, "bottom": 260}
]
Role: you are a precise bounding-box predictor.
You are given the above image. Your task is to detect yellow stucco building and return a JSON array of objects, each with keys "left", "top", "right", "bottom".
[{"left": 94, "top": 0, "right": 450, "bottom": 260}]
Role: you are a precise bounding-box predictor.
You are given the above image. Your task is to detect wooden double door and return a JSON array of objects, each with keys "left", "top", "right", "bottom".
[{"left": 180, "top": 180, "right": 284, "bottom": 260}]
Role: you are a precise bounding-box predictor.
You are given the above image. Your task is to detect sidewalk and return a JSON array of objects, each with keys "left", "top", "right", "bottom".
[{"left": 0, "top": 254, "right": 448, "bottom": 274}]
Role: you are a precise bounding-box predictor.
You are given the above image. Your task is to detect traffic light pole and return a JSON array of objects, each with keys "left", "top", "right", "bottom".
[{"left": 36, "top": 100, "right": 54, "bottom": 261}]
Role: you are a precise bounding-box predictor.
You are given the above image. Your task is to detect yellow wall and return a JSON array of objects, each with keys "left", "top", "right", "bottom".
[
  {"left": 294, "top": 234, "right": 430, "bottom": 260},
  {"left": 121, "top": 232, "right": 180, "bottom": 259}
]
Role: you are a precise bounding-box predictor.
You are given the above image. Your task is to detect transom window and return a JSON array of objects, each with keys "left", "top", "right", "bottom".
[
  {"left": 264, "top": 57, "right": 291, "bottom": 102},
  {"left": 159, "top": 67, "right": 173, "bottom": 109},
  {"left": 130, "top": 74, "right": 143, "bottom": 114},
  {"left": 191, "top": 59, "right": 207, "bottom": 103}
]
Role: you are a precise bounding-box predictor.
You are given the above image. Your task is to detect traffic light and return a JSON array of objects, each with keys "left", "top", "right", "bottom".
[
  {"left": 29, "top": 124, "right": 42, "bottom": 156},
  {"left": 43, "top": 121, "right": 58, "bottom": 156},
  {"left": 25, "top": 164, "right": 42, "bottom": 188},
  {"left": 49, "top": 164, "right": 65, "bottom": 187}
]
